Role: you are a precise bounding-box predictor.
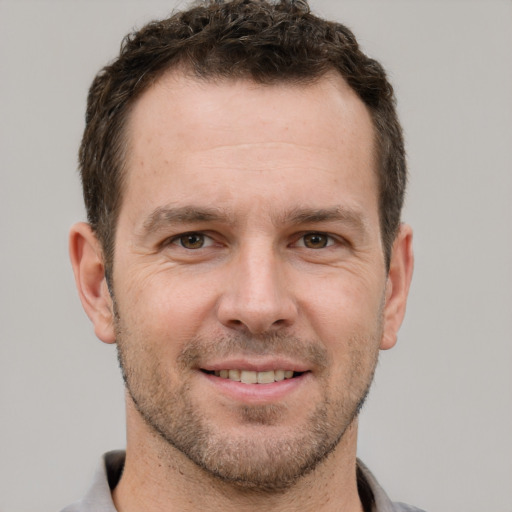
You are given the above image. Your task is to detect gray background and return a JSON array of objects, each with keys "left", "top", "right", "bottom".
[{"left": 1, "top": 1, "right": 511, "bottom": 511}]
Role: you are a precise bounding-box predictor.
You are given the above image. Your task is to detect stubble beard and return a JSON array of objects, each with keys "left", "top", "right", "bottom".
[{"left": 115, "top": 317, "right": 380, "bottom": 493}]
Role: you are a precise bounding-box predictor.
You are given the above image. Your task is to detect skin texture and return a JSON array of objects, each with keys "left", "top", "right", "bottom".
[{"left": 70, "top": 71, "right": 413, "bottom": 512}]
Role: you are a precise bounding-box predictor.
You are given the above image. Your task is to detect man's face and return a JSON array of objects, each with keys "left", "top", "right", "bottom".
[{"left": 111, "top": 72, "right": 389, "bottom": 489}]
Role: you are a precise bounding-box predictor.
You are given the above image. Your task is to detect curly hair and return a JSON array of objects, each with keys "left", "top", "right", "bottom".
[{"left": 80, "top": 0, "right": 406, "bottom": 273}]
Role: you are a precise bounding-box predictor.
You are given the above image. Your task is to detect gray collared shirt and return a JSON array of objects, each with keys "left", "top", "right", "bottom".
[{"left": 61, "top": 451, "right": 426, "bottom": 512}]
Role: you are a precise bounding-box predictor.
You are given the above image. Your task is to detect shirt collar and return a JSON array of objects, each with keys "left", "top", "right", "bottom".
[{"left": 68, "top": 451, "right": 400, "bottom": 512}]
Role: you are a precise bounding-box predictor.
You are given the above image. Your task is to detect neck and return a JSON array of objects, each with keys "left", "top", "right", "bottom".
[{"left": 113, "top": 403, "right": 364, "bottom": 512}]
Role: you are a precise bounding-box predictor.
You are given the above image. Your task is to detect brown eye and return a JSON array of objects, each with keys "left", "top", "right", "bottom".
[
  {"left": 302, "top": 233, "right": 330, "bottom": 249},
  {"left": 178, "top": 233, "right": 205, "bottom": 249}
]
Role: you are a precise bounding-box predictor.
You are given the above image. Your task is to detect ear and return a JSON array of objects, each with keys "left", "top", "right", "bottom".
[
  {"left": 380, "top": 223, "right": 414, "bottom": 350},
  {"left": 69, "top": 222, "right": 116, "bottom": 344}
]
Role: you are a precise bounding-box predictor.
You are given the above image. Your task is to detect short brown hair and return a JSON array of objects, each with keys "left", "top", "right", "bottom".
[{"left": 79, "top": 0, "right": 406, "bottom": 274}]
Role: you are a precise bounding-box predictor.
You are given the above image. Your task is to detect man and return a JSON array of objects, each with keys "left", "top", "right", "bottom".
[{"left": 65, "top": 0, "right": 418, "bottom": 511}]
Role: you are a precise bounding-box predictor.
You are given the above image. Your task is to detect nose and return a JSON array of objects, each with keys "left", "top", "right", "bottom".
[{"left": 216, "top": 241, "right": 298, "bottom": 335}]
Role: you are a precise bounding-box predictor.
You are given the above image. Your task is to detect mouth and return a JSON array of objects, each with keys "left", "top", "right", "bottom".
[{"left": 201, "top": 369, "right": 306, "bottom": 384}]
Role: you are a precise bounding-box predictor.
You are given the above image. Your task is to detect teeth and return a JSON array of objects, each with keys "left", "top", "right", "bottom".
[
  {"left": 240, "top": 370, "right": 258, "bottom": 384},
  {"left": 274, "top": 369, "right": 285, "bottom": 381},
  {"left": 228, "top": 369, "right": 241, "bottom": 381},
  {"left": 257, "top": 370, "right": 275, "bottom": 384},
  {"left": 213, "top": 369, "right": 297, "bottom": 384}
]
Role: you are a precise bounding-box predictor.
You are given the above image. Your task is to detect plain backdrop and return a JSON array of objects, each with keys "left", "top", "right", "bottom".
[{"left": 1, "top": 1, "right": 511, "bottom": 511}]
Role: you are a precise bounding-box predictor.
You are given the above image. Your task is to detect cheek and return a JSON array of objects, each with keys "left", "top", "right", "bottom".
[
  {"left": 116, "top": 268, "right": 220, "bottom": 347},
  {"left": 306, "top": 279, "right": 383, "bottom": 395},
  {"left": 299, "top": 270, "right": 385, "bottom": 343}
]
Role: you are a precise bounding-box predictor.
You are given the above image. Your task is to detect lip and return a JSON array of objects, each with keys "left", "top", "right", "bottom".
[
  {"left": 199, "top": 357, "right": 311, "bottom": 373},
  {"left": 199, "top": 368, "right": 311, "bottom": 404}
]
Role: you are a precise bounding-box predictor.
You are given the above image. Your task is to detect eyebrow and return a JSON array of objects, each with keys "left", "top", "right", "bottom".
[
  {"left": 277, "top": 206, "right": 370, "bottom": 238},
  {"left": 141, "top": 205, "right": 230, "bottom": 234},
  {"left": 280, "top": 206, "right": 367, "bottom": 228},
  {"left": 140, "top": 204, "right": 370, "bottom": 238}
]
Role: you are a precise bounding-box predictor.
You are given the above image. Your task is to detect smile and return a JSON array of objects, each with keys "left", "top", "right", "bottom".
[{"left": 203, "top": 369, "right": 302, "bottom": 384}]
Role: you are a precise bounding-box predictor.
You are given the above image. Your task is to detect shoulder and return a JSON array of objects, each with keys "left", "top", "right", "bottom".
[
  {"left": 356, "top": 459, "right": 427, "bottom": 512},
  {"left": 60, "top": 504, "right": 81, "bottom": 512},
  {"left": 392, "top": 502, "right": 427, "bottom": 512},
  {"left": 59, "top": 451, "right": 124, "bottom": 512}
]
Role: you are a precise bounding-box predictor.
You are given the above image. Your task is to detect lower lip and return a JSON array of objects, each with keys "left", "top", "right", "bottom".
[{"left": 200, "top": 371, "right": 310, "bottom": 404}]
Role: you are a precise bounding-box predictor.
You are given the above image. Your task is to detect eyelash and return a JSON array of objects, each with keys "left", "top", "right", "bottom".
[
  {"left": 294, "top": 232, "right": 336, "bottom": 249},
  {"left": 167, "top": 232, "right": 215, "bottom": 250},
  {"left": 165, "top": 231, "right": 340, "bottom": 251}
]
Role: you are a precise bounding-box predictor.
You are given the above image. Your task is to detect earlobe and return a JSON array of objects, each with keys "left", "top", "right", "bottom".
[
  {"left": 69, "top": 222, "right": 116, "bottom": 344},
  {"left": 380, "top": 224, "right": 414, "bottom": 350}
]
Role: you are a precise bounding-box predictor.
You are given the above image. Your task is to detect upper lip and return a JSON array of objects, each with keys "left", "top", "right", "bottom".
[{"left": 199, "top": 357, "right": 311, "bottom": 373}]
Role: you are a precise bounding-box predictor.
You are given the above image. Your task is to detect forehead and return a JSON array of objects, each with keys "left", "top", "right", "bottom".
[
  {"left": 121, "top": 71, "right": 378, "bottom": 228},
  {"left": 126, "top": 70, "right": 375, "bottom": 158}
]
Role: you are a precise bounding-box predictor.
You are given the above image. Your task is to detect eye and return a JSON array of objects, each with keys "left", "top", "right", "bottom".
[
  {"left": 171, "top": 232, "right": 213, "bottom": 250},
  {"left": 298, "top": 232, "right": 334, "bottom": 249}
]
